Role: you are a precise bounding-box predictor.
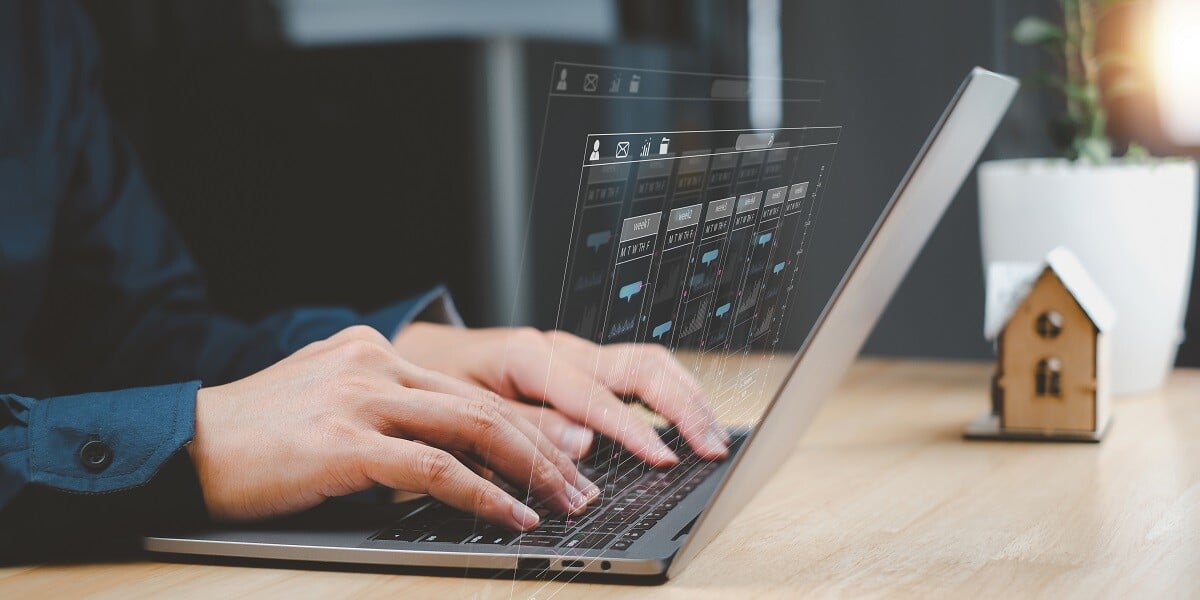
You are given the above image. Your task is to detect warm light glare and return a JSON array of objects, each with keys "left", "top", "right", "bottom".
[{"left": 1155, "top": 0, "right": 1200, "bottom": 145}]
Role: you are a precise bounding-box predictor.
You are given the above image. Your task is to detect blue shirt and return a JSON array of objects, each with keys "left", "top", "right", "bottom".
[{"left": 0, "top": 0, "right": 458, "bottom": 559}]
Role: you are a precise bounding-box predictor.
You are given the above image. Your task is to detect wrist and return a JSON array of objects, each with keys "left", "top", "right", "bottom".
[
  {"left": 188, "top": 385, "right": 228, "bottom": 519},
  {"left": 392, "top": 321, "right": 454, "bottom": 358}
]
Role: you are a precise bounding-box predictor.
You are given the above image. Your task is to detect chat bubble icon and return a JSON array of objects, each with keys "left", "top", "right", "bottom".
[
  {"left": 586, "top": 231, "right": 612, "bottom": 251},
  {"left": 714, "top": 303, "right": 731, "bottom": 318},
  {"left": 618, "top": 281, "right": 643, "bottom": 301},
  {"left": 773, "top": 261, "right": 786, "bottom": 274},
  {"left": 756, "top": 232, "right": 773, "bottom": 246},
  {"left": 651, "top": 320, "right": 673, "bottom": 339},
  {"left": 701, "top": 249, "right": 719, "bottom": 265}
]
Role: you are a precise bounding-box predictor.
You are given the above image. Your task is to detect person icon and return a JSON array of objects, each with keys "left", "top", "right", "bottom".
[
  {"left": 556, "top": 68, "right": 568, "bottom": 91},
  {"left": 589, "top": 139, "right": 600, "bottom": 161}
]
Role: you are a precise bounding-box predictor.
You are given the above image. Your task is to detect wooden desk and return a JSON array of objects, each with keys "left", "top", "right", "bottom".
[{"left": 3, "top": 359, "right": 1198, "bottom": 597}]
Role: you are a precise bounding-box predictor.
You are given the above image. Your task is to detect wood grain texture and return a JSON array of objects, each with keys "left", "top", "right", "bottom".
[{"left": 2, "top": 359, "right": 1197, "bottom": 598}]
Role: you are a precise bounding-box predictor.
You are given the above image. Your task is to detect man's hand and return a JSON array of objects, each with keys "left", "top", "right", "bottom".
[
  {"left": 392, "top": 324, "right": 729, "bottom": 466},
  {"left": 188, "top": 326, "right": 599, "bottom": 529}
]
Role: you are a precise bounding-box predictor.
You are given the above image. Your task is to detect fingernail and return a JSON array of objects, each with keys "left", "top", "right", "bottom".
[
  {"left": 705, "top": 431, "right": 728, "bottom": 455},
  {"left": 560, "top": 426, "right": 594, "bottom": 456},
  {"left": 654, "top": 442, "right": 680, "bottom": 464},
  {"left": 565, "top": 484, "right": 587, "bottom": 511},
  {"left": 511, "top": 501, "right": 540, "bottom": 530},
  {"left": 576, "top": 474, "right": 600, "bottom": 500},
  {"left": 710, "top": 422, "right": 731, "bottom": 444}
]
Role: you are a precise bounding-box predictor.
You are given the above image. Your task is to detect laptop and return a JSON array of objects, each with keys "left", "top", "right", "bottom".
[{"left": 144, "top": 67, "right": 1017, "bottom": 582}]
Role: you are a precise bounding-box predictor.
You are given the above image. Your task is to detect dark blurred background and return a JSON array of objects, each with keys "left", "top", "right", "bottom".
[{"left": 78, "top": 0, "right": 1200, "bottom": 365}]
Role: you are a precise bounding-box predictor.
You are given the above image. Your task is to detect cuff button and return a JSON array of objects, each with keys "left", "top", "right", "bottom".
[{"left": 80, "top": 439, "right": 113, "bottom": 473}]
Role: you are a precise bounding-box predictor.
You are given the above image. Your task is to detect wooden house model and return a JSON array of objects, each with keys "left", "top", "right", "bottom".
[{"left": 965, "top": 247, "right": 1116, "bottom": 442}]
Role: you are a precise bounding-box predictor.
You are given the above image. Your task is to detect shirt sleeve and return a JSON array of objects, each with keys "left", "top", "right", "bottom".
[
  {"left": 0, "top": 383, "right": 204, "bottom": 560},
  {"left": 0, "top": 288, "right": 459, "bottom": 561},
  {"left": 0, "top": 2, "right": 466, "bottom": 560}
]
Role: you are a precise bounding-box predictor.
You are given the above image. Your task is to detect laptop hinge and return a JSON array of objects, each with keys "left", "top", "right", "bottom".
[{"left": 672, "top": 515, "right": 699, "bottom": 541}]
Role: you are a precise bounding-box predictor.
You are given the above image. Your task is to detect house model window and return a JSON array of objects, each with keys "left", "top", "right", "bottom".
[
  {"left": 1036, "top": 310, "right": 1063, "bottom": 339},
  {"left": 1035, "top": 357, "right": 1063, "bottom": 397}
]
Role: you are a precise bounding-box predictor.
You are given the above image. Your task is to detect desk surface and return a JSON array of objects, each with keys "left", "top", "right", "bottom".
[{"left": 3, "top": 359, "right": 1198, "bottom": 597}]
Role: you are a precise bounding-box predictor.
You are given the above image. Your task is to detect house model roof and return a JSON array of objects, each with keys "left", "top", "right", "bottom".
[{"left": 983, "top": 246, "right": 1117, "bottom": 340}]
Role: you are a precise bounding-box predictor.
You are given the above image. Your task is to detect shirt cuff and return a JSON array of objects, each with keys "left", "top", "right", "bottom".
[
  {"left": 27, "top": 381, "right": 199, "bottom": 493},
  {"left": 362, "top": 284, "right": 465, "bottom": 340}
]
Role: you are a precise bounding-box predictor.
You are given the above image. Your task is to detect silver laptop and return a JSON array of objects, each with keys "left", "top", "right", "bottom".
[{"left": 145, "top": 67, "right": 1017, "bottom": 582}]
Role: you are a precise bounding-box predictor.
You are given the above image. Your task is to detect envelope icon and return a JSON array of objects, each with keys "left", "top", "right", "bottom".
[
  {"left": 583, "top": 73, "right": 598, "bottom": 92},
  {"left": 616, "top": 141, "right": 629, "bottom": 158}
]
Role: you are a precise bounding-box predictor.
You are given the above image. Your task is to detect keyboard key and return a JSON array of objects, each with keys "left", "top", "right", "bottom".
[
  {"left": 624, "top": 499, "right": 654, "bottom": 510},
  {"left": 611, "top": 540, "right": 633, "bottom": 551},
  {"left": 613, "top": 471, "right": 642, "bottom": 486},
  {"left": 566, "top": 532, "right": 616, "bottom": 550},
  {"left": 622, "top": 529, "right": 645, "bottom": 540},
  {"left": 629, "top": 520, "right": 657, "bottom": 531},
  {"left": 419, "top": 532, "right": 473, "bottom": 544},
  {"left": 466, "top": 530, "right": 519, "bottom": 545},
  {"left": 378, "top": 528, "right": 426, "bottom": 542},
  {"left": 607, "top": 511, "right": 642, "bottom": 526},
  {"left": 516, "top": 536, "right": 561, "bottom": 547},
  {"left": 592, "top": 521, "right": 625, "bottom": 534},
  {"left": 423, "top": 518, "right": 482, "bottom": 540},
  {"left": 536, "top": 519, "right": 574, "bottom": 535}
]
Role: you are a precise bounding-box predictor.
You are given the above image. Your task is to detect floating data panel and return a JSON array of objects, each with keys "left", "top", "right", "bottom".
[{"left": 557, "top": 126, "right": 840, "bottom": 356}]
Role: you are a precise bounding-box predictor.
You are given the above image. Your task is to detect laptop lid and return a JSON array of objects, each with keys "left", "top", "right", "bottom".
[{"left": 666, "top": 67, "right": 1018, "bottom": 578}]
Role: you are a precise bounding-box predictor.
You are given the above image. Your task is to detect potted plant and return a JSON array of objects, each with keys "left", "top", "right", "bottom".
[{"left": 978, "top": 0, "right": 1198, "bottom": 394}]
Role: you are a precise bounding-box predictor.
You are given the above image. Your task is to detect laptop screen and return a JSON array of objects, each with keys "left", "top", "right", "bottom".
[{"left": 519, "top": 62, "right": 845, "bottom": 434}]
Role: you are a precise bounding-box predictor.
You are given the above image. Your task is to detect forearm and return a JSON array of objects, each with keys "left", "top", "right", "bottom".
[{"left": 39, "top": 285, "right": 462, "bottom": 393}]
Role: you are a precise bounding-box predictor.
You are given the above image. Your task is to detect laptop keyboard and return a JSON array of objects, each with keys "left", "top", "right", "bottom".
[{"left": 374, "top": 431, "right": 738, "bottom": 552}]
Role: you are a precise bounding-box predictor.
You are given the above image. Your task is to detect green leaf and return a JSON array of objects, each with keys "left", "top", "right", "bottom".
[
  {"left": 1012, "top": 16, "right": 1065, "bottom": 46},
  {"left": 1051, "top": 80, "right": 1100, "bottom": 104},
  {"left": 1073, "top": 136, "right": 1113, "bottom": 165},
  {"left": 1124, "top": 142, "right": 1150, "bottom": 163},
  {"left": 1059, "top": 81, "right": 1100, "bottom": 104},
  {"left": 1019, "top": 71, "right": 1055, "bottom": 89}
]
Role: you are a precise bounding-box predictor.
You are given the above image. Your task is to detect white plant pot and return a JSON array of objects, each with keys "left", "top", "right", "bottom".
[{"left": 979, "top": 158, "right": 1198, "bottom": 394}]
